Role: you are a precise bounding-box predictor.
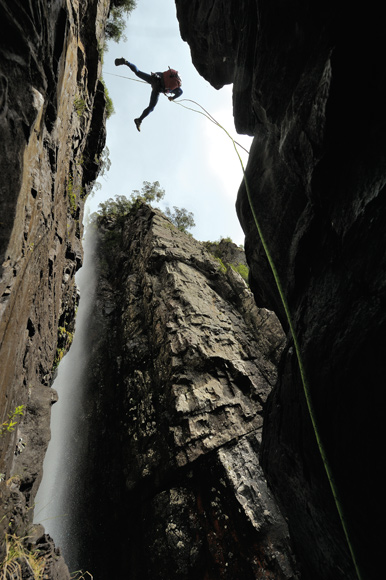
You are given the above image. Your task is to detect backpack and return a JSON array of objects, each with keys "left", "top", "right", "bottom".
[{"left": 162, "top": 67, "right": 182, "bottom": 91}]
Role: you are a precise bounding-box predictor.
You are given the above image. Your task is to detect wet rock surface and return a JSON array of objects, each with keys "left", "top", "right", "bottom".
[
  {"left": 73, "top": 205, "right": 297, "bottom": 579},
  {"left": 176, "top": 2, "right": 385, "bottom": 579},
  {"left": 0, "top": 0, "right": 107, "bottom": 576}
]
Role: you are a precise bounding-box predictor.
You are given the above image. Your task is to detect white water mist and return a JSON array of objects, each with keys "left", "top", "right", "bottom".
[{"left": 33, "top": 221, "right": 98, "bottom": 571}]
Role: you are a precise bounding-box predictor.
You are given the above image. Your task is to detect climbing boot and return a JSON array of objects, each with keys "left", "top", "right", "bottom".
[
  {"left": 134, "top": 118, "right": 141, "bottom": 132},
  {"left": 115, "top": 57, "right": 127, "bottom": 66}
]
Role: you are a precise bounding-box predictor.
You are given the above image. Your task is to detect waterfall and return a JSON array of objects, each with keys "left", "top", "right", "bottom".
[{"left": 33, "top": 221, "right": 98, "bottom": 574}]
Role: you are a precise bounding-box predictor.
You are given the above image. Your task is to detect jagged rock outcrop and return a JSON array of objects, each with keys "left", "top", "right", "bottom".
[
  {"left": 176, "top": 2, "right": 384, "bottom": 579},
  {"left": 65, "top": 204, "right": 299, "bottom": 579},
  {"left": 203, "top": 238, "right": 247, "bottom": 267},
  {"left": 0, "top": 0, "right": 108, "bottom": 576}
]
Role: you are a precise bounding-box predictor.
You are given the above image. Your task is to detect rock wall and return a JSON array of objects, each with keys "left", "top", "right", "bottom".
[
  {"left": 175, "top": 2, "right": 384, "bottom": 579},
  {"left": 0, "top": 0, "right": 108, "bottom": 576},
  {"left": 71, "top": 204, "right": 299, "bottom": 579},
  {"left": 2, "top": 1, "right": 383, "bottom": 577}
]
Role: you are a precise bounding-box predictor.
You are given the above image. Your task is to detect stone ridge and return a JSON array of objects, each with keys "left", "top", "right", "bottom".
[
  {"left": 0, "top": 0, "right": 108, "bottom": 576},
  {"left": 75, "top": 204, "right": 298, "bottom": 578},
  {"left": 122, "top": 207, "right": 283, "bottom": 470}
]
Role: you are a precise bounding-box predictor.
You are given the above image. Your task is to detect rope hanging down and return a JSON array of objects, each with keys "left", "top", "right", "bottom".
[
  {"left": 180, "top": 96, "right": 363, "bottom": 580},
  {"left": 105, "top": 68, "right": 362, "bottom": 580}
]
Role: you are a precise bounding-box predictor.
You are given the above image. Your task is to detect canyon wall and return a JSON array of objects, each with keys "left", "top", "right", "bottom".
[
  {"left": 1, "top": 0, "right": 383, "bottom": 578},
  {"left": 0, "top": 0, "right": 108, "bottom": 576},
  {"left": 72, "top": 204, "right": 298, "bottom": 579},
  {"left": 176, "top": 1, "right": 384, "bottom": 579}
]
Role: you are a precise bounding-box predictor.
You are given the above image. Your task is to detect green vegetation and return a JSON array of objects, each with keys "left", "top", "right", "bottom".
[
  {"left": 165, "top": 206, "right": 195, "bottom": 234},
  {"left": 105, "top": 0, "right": 137, "bottom": 43},
  {"left": 213, "top": 256, "right": 227, "bottom": 274},
  {"left": 96, "top": 180, "right": 165, "bottom": 221},
  {"left": 94, "top": 1, "right": 137, "bottom": 125},
  {"left": 93, "top": 181, "right": 196, "bottom": 235},
  {"left": 101, "top": 79, "right": 115, "bottom": 119},
  {"left": 97, "top": 194, "right": 134, "bottom": 219},
  {"left": 0, "top": 406, "right": 24, "bottom": 438},
  {"left": 91, "top": 182, "right": 196, "bottom": 278},
  {"left": 96, "top": 45, "right": 114, "bottom": 118},
  {"left": 230, "top": 263, "right": 249, "bottom": 283},
  {"left": 67, "top": 176, "right": 77, "bottom": 215},
  {"left": 90, "top": 182, "right": 166, "bottom": 273},
  {"left": 130, "top": 180, "right": 166, "bottom": 207},
  {"left": 53, "top": 325, "right": 74, "bottom": 370},
  {"left": 202, "top": 238, "right": 249, "bottom": 284},
  {"left": 93, "top": 183, "right": 247, "bottom": 283},
  {"left": 1, "top": 533, "right": 45, "bottom": 579},
  {"left": 211, "top": 257, "right": 249, "bottom": 283},
  {"left": 0, "top": 532, "right": 93, "bottom": 579},
  {"left": 67, "top": 174, "right": 86, "bottom": 217},
  {"left": 74, "top": 96, "right": 87, "bottom": 117},
  {"left": 100, "top": 1, "right": 137, "bottom": 121}
]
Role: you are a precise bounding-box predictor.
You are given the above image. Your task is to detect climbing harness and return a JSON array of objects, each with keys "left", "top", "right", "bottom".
[{"left": 105, "top": 68, "right": 363, "bottom": 580}]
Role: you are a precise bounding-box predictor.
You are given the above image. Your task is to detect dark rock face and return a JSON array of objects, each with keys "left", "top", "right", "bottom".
[
  {"left": 175, "top": 2, "right": 384, "bottom": 579},
  {"left": 72, "top": 205, "right": 298, "bottom": 579},
  {"left": 203, "top": 238, "right": 247, "bottom": 268},
  {"left": 0, "top": 0, "right": 107, "bottom": 576}
]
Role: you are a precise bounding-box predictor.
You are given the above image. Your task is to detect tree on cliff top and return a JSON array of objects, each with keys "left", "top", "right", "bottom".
[
  {"left": 165, "top": 206, "right": 195, "bottom": 234},
  {"left": 96, "top": 181, "right": 165, "bottom": 219},
  {"left": 92, "top": 181, "right": 196, "bottom": 234}
]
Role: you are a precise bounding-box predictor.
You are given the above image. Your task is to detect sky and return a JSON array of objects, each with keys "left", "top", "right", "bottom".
[
  {"left": 85, "top": 0, "right": 252, "bottom": 246},
  {"left": 33, "top": 3, "right": 252, "bottom": 568}
]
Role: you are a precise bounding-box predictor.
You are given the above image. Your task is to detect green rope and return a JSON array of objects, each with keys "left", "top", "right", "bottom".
[
  {"left": 105, "top": 72, "right": 363, "bottom": 579},
  {"left": 236, "top": 153, "right": 362, "bottom": 580},
  {"left": 172, "top": 97, "right": 363, "bottom": 580},
  {"left": 172, "top": 98, "right": 250, "bottom": 155}
]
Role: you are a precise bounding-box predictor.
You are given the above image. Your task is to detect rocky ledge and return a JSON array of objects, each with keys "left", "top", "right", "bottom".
[
  {"left": 63, "top": 203, "right": 299, "bottom": 579},
  {"left": 0, "top": 0, "right": 108, "bottom": 576}
]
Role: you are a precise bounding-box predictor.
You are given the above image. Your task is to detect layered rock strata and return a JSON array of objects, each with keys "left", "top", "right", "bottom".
[
  {"left": 69, "top": 204, "right": 299, "bottom": 579},
  {"left": 0, "top": 0, "right": 108, "bottom": 576},
  {"left": 175, "top": 1, "right": 384, "bottom": 579}
]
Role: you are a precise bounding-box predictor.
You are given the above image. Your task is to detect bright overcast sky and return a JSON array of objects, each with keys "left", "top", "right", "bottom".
[{"left": 86, "top": 0, "right": 252, "bottom": 246}]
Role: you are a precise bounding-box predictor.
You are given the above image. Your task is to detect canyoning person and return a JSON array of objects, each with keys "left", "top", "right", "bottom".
[{"left": 114, "top": 58, "right": 183, "bottom": 132}]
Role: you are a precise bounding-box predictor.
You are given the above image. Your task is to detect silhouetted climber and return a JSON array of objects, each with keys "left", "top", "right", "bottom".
[{"left": 115, "top": 58, "right": 183, "bottom": 132}]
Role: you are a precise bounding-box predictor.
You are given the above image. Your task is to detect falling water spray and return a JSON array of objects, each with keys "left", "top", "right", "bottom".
[{"left": 33, "top": 219, "right": 99, "bottom": 573}]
